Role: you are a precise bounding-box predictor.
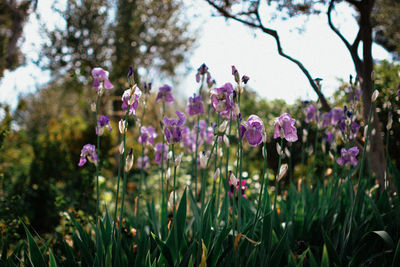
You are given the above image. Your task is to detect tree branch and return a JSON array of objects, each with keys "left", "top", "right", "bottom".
[
  {"left": 327, "top": 0, "right": 362, "bottom": 72},
  {"left": 205, "top": 0, "right": 331, "bottom": 111}
]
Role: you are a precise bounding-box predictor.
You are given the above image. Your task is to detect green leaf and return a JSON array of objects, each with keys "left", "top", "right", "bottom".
[
  {"left": 322, "top": 228, "right": 341, "bottom": 266},
  {"left": 151, "top": 232, "right": 174, "bottom": 267},
  {"left": 392, "top": 239, "right": 400, "bottom": 267},
  {"left": 105, "top": 244, "right": 112, "bottom": 267},
  {"left": 176, "top": 189, "right": 187, "bottom": 244},
  {"left": 321, "top": 244, "right": 329, "bottom": 267},
  {"left": 22, "top": 223, "right": 46, "bottom": 267},
  {"left": 270, "top": 228, "right": 288, "bottom": 266},
  {"left": 49, "top": 249, "right": 57, "bottom": 267}
]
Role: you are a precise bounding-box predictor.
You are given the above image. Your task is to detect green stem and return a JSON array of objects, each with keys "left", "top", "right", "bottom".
[
  {"left": 252, "top": 143, "right": 268, "bottom": 234},
  {"left": 94, "top": 94, "right": 101, "bottom": 221},
  {"left": 274, "top": 138, "right": 284, "bottom": 211}
]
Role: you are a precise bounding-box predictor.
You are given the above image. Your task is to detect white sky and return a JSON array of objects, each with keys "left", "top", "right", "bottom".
[{"left": 0, "top": 0, "right": 391, "bottom": 109}]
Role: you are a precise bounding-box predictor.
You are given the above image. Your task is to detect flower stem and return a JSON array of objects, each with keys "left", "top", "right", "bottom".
[{"left": 94, "top": 94, "right": 101, "bottom": 221}]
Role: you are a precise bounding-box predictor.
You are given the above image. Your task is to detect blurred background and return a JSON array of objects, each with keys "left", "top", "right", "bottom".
[{"left": 0, "top": 0, "right": 399, "bottom": 243}]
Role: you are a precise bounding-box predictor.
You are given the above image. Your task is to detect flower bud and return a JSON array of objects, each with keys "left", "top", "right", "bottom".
[
  {"left": 371, "top": 90, "right": 379, "bottom": 102},
  {"left": 276, "top": 164, "right": 288, "bottom": 181},
  {"left": 229, "top": 171, "right": 237, "bottom": 186},
  {"left": 213, "top": 168, "right": 220, "bottom": 181},
  {"left": 168, "top": 191, "right": 178, "bottom": 211},
  {"left": 167, "top": 151, "right": 173, "bottom": 160},
  {"left": 262, "top": 131, "right": 267, "bottom": 143},
  {"left": 284, "top": 147, "right": 291, "bottom": 158},
  {"left": 219, "top": 120, "right": 229, "bottom": 133},
  {"left": 387, "top": 115, "right": 393, "bottom": 130},
  {"left": 262, "top": 147, "right": 267, "bottom": 159},
  {"left": 199, "top": 151, "right": 208, "bottom": 169},
  {"left": 166, "top": 168, "right": 171, "bottom": 180},
  {"left": 223, "top": 135, "right": 230, "bottom": 147},
  {"left": 175, "top": 153, "right": 183, "bottom": 167},
  {"left": 119, "top": 142, "right": 125, "bottom": 154},
  {"left": 124, "top": 149, "right": 134, "bottom": 172},
  {"left": 276, "top": 142, "right": 282, "bottom": 155},
  {"left": 119, "top": 119, "right": 127, "bottom": 134},
  {"left": 91, "top": 101, "right": 96, "bottom": 112}
]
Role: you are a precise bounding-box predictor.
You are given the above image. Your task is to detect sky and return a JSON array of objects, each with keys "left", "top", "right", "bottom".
[{"left": 0, "top": 0, "right": 391, "bottom": 109}]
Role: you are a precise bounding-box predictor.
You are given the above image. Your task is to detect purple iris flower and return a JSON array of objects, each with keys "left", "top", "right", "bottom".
[
  {"left": 138, "top": 126, "right": 157, "bottom": 147},
  {"left": 78, "top": 144, "right": 98, "bottom": 166},
  {"left": 182, "top": 127, "right": 196, "bottom": 153},
  {"left": 331, "top": 108, "right": 344, "bottom": 125},
  {"left": 337, "top": 146, "right": 359, "bottom": 166},
  {"left": 96, "top": 115, "right": 112, "bottom": 136},
  {"left": 121, "top": 87, "right": 142, "bottom": 116},
  {"left": 304, "top": 104, "right": 317, "bottom": 123},
  {"left": 196, "top": 63, "right": 211, "bottom": 83},
  {"left": 186, "top": 94, "right": 204, "bottom": 116},
  {"left": 347, "top": 86, "right": 362, "bottom": 102},
  {"left": 242, "top": 75, "right": 250, "bottom": 84},
  {"left": 137, "top": 156, "right": 150, "bottom": 170},
  {"left": 154, "top": 143, "right": 168, "bottom": 166},
  {"left": 325, "top": 131, "right": 334, "bottom": 144},
  {"left": 350, "top": 121, "right": 360, "bottom": 139},
  {"left": 321, "top": 112, "right": 332, "bottom": 128},
  {"left": 163, "top": 111, "right": 186, "bottom": 144},
  {"left": 210, "top": 82, "right": 235, "bottom": 118},
  {"left": 156, "top": 85, "right": 174, "bottom": 104},
  {"left": 92, "top": 67, "right": 113, "bottom": 90},
  {"left": 273, "top": 113, "right": 298, "bottom": 142},
  {"left": 240, "top": 115, "right": 264, "bottom": 147},
  {"left": 338, "top": 117, "right": 346, "bottom": 133}
]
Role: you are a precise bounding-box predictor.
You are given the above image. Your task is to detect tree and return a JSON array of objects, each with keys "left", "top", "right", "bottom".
[
  {"left": 0, "top": 0, "right": 37, "bottom": 78},
  {"left": 205, "top": 0, "right": 395, "bottom": 187}
]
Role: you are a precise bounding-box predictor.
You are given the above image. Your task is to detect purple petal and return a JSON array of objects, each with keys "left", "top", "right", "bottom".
[
  {"left": 245, "top": 128, "right": 263, "bottom": 146},
  {"left": 104, "top": 79, "right": 114, "bottom": 89}
]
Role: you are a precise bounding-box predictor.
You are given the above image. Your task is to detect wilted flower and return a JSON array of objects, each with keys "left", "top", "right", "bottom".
[
  {"left": 96, "top": 115, "right": 112, "bottom": 136},
  {"left": 337, "top": 147, "right": 359, "bottom": 166},
  {"left": 240, "top": 115, "right": 264, "bottom": 146},
  {"left": 210, "top": 82, "right": 235, "bottom": 118},
  {"left": 121, "top": 86, "right": 142, "bottom": 116},
  {"left": 154, "top": 143, "right": 169, "bottom": 166},
  {"left": 92, "top": 67, "right": 113, "bottom": 90},
  {"left": 304, "top": 104, "right": 317, "bottom": 123},
  {"left": 78, "top": 144, "right": 98, "bottom": 166},
  {"left": 273, "top": 113, "right": 298, "bottom": 142},
  {"left": 138, "top": 126, "right": 157, "bottom": 147},
  {"left": 186, "top": 94, "right": 204, "bottom": 116},
  {"left": 137, "top": 156, "right": 150, "bottom": 170},
  {"left": 163, "top": 111, "right": 186, "bottom": 144},
  {"left": 156, "top": 84, "right": 174, "bottom": 104}
]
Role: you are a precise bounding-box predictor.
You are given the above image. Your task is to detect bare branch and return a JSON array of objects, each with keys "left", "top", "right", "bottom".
[
  {"left": 205, "top": 0, "right": 331, "bottom": 111},
  {"left": 328, "top": 0, "right": 363, "bottom": 73}
]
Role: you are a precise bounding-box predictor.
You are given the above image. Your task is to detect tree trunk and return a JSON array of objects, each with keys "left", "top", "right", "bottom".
[{"left": 359, "top": 0, "right": 386, "bottom": 188}]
